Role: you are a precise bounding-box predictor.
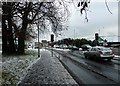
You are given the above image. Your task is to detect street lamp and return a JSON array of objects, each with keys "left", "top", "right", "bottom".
[{"left": 37, "top": 20, "right": 40, "bottom": 57}]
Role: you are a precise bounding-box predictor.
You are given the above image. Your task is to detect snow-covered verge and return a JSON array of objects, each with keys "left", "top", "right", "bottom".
[{"left": 1, "top": 49, "right": 39, "bottom": 85}]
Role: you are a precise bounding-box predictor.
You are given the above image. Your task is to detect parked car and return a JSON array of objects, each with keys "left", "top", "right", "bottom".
[
  {"left": 67, "top": 45, "right": 79, "bottom": 50},
  {"left": 59, "top": 44, "right": 68, "bottom": 49},
  {"left": 84, "top": 46, "right": 114, "bottom": 61},
  {"left": 54, "top": 45, "right": 60, "bottom": 48},
  {"left": 71, "top": 46, "right": 79, "bottom": 50},
  {"left": 81, "top": 44, "right": 92, "bottom": 51},
  {"left": 67, "top": 45, "right": 73, "bottom": 49}
]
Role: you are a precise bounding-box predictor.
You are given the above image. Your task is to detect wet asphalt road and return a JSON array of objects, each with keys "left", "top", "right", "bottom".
[{"left": 52, "top": 49, "right": 120, "bottom": 85}]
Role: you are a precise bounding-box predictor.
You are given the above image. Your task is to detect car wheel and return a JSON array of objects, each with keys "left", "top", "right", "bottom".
[
  {"left": 94, "top": 56, "right": 98, "bottom": 61},
  {"left": 108, "top": 59, "right": 111, "bottom": 62},
  {"left": 84, "top": 54, "right": 87, "bottom": 58},
  {"left": 93, "top": 55, "right": 96, "bottom": 60},
  {"left": 97, "top": 57, "right": 102, "bottom": 62}
]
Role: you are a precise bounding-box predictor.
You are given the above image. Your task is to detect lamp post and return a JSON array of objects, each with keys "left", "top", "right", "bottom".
[{"left": 37, "top": 20, "right": 40, "bottom": 57}]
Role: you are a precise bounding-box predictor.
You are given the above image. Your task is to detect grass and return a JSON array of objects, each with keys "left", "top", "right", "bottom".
[
  {"left": 1, "top": 49, "right": 39, "bottom": 85},
  {"left": 2, "top": 69, "right": 18, "bottom": 85},
  {"left": 25, "top": 49, "right": 38, "bottom": 55}
]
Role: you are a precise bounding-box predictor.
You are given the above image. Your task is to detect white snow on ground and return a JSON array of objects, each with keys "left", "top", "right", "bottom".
[
  {"left": 114, "top": 55, "right": 120, "bottom": 58},
  {"left": 53, "top": 48, "right": 70, "bottom": 52},
  {"left": 112, "top": 55, "right": 120, "bottom": 60},
  {"left": 1, "top": 49, "right": 40, "bottom": 85}
]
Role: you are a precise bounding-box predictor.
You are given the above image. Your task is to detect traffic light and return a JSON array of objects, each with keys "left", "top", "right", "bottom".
[
  {"left": 95, "top": 33, "right": 99, "bottom": 46},
  {"left": 95, "top": 33, "right": 99, "bottom": 40},
  {"left": 51, "top": 34, "right": 54, "bottom": 42}
]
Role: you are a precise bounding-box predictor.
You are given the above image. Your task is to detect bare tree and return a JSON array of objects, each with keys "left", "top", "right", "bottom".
[
  {"left": 2, "top": 1, "right": 69, "bottom": 54},
  {"left": 2, "top": 2, "right": 16, "bottom": 54},
  {"left": 2, "top": 0, "right": 114, "bottom": 54}
]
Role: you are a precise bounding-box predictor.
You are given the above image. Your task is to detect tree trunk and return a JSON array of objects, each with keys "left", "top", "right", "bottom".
[
  {"left": 2, "top": 2, "right": 16, "bottom": 54},
  {"left": 18, "top": 19, "right": 28, "bottom": 54},
  {"left": 18, "top": 34, "right": 25, "bottom": 54},
  {"left": 7, "top": 17, "right": 16, "bottom": 53},
  {"left": 17, "top": 5, "right": 30, "bottom": 54},
  {"left": 2, "top": 17, "right": 8, "bottom": 54}
]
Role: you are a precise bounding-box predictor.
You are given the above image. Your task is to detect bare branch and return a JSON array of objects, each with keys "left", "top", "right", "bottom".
[{"left": 105, "top": 0, "right": 112, "bottom": 14}]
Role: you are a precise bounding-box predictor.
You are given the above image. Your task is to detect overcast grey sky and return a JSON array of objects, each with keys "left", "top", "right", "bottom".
[{"left": 39, "top": 0, "right": 118, "bottom": 42}]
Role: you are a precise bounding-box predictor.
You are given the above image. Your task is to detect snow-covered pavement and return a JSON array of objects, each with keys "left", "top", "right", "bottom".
[{"left": 18, "top": 49, "right": 78, "bottom": 85}]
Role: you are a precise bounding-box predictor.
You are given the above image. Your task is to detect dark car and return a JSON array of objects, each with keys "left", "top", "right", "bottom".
[
  {"left": 81, "top": 44, "right": 92, "bottom": 51},
  {"left": 71, "top": 46, "right": 79, "bottom": 50},
  {"left": 84, "top": 46, "right": 114, "bottom": 61}
]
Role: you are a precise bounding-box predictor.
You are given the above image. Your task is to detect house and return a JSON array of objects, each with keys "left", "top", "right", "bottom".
[{"left": 42, "top": 40, "right": 48, "bottom": 47}]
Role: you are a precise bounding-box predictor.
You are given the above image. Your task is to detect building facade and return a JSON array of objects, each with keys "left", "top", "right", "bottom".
[{"left": 42, "top": 40, "right": 48, "bottom": 47}]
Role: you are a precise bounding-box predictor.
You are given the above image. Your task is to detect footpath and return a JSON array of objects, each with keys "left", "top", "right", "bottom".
[{"left": 18, "top": 49, "right": 78, "bottom": 86}]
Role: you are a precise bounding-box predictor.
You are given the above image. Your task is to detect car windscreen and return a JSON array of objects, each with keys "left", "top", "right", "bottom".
[{"left": 97, "top": 47, "right": 111, "bottom": 51}]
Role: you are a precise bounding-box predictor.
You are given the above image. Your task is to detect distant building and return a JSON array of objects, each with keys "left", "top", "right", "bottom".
[
  {"left": 34, "top": 42, "right": 42, "bottom": 49},
  {"left": 42, "top": 40, "right": 48, "bottom": 47}
]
